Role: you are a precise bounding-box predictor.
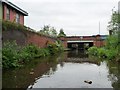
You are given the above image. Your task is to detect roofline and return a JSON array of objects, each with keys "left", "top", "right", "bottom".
[{"left": 2, "top": 0, "right": 28, "bottom": 16}]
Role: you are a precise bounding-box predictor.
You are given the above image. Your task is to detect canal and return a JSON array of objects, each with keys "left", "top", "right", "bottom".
[{"left": 2, "top": 50, "right": 120, "bottom": 89}]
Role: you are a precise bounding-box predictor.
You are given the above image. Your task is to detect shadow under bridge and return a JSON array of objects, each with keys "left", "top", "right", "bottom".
[{"left": 67, "top": 40, "right": 93, "bottom": 50}]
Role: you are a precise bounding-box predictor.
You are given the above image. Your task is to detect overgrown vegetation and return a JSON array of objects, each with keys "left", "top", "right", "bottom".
[
  {"left": 2, "top": 41, "right": 64, "bottom": 69},
  {"left": 88, "top": 11, "right": 120, "bottom": 61},
  {"left": 3, "top": 20, "right": 66, "bottom": 38},
  {"left": 2, "top": 20, "right": 65, "bottom": 69},
  {"left": 2, "top": 20, "right": 26, "bottom": 31}
]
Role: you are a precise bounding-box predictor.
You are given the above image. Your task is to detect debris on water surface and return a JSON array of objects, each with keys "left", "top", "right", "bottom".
[
  {"left": 30, "top": 72, "right": 34, "bottom": 75},
  {"left": 84, "top": 80, "right": 92, "bottom": 84}
]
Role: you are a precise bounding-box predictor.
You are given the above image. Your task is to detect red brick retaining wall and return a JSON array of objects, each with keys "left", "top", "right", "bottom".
[
  {"left": 2, "top": 30, "right": 58, "bottom": 48},
  {"left": 26, "top": 32, "right": 57, "bottom": 48}
]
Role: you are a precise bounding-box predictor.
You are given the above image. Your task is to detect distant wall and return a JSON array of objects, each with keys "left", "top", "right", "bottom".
[
  {"left": 2, "top": 30, "right": 58, "bottom": 48},
  {"left": 93, "top": 40, "right": 106, "bottom": 47}
]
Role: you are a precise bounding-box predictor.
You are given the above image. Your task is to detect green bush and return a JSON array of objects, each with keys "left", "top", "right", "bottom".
[
  {"left": 88, "top": 46, "right": 98, "bottom": 56},
  {"left": 2, "top": 41, "right": 20, "bottom": 68},
  {"left": 47, "top": 44, "right": 58, "bottom": 54},
  {"left": 105, "top": 35, "right": 118, "bottom": 49},
  {"left": 2, "top": 41, "right": 64, "bottom": 69},
  {"left": 105, "top": 49, "right": 117, "bottom": 60},
  {"left": 88, "top": 34, "right": 119, "bottom": 61},
  {"left": 38, "top": 48, "right": 50, "bottom": 57},
  {"left": 104, "top": 35, "right": 118, "bottom": 60},
  {"left": 97, "top": 48, "right": 107, "bottom": 58},
  {"left": 2, "top": 42, "right": 41, "bottom": 68},
  {"left": 19, "top": 44, "right": 38, "bottom": 62},
  {"left": 88, "top": 46, "right": 117, "bottom": 60}
]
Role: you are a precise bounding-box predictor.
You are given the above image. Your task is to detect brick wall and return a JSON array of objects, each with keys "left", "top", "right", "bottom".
[
  {"left": 2, "top": 30, "right": 58, "bottom": 48},
  {"left": 3, "top": 30, "right": 27, "bottom": 46},
  {"left": 93, "top": 40, "right": 105, "bottom": 47},
  {"left": 27, "top": 32, "right": 56, "bottom": 48}
]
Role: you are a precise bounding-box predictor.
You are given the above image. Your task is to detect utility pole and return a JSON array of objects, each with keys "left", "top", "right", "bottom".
[
  {"left": 98, "top": 21, "right": 101, "bottom": 47},
  {"left": 99, "top": 21, "right": 100, "bottom": 35}
]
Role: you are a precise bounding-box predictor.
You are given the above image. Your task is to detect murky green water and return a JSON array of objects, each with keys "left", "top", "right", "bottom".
[{"left": 2, "top": 50, "right": 120, "bottom": 89}]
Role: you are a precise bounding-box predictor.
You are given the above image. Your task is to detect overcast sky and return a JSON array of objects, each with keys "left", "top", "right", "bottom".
[{"left": 10, "top": 0, "right": 119, "bottom": 36}]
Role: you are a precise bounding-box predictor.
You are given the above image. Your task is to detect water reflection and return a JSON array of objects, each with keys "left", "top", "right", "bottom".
[
  {"left": 2, "top": 56, "right": 59, "bottom": 88},
  {"left": 67, "top": 50, "right": 88, "bottom": 58},
  {"left": 66, "top": 50, "right": 101, "bottom": 66},
  {"left": 2, "top": 50, "right": 120, "bottom": 89}
]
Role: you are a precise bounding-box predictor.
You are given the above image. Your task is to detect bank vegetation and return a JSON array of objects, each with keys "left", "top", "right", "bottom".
[{"left": 88, "top": 11, "right": 120, "bottom": 61}]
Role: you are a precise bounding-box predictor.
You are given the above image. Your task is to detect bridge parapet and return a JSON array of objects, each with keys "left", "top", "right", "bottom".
[{"left": 59, "top": 36, "right": 96, "bottom": 41}]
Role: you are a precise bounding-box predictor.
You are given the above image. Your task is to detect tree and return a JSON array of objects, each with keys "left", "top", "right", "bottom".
[
  {"left": 38, "top": 25, "right": 57, "bottom": 37},
  {"left": 107, "top": 11, "right": 120, "bottom": 35},
  {"left": 58, "top": 28, "right": 66, "bottom": 37},
  {"left": 42, "top": 25, "right": 50, "bottom": 35},
  {"left": 50, "top": 27, "right": 57, "bottom": 37},
  {"left": 107, "top": 10, "right": 120, "bottom": 61}
]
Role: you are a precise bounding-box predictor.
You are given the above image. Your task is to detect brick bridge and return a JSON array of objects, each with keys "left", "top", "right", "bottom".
[{"left": 59, "top": 35, "right": 107, "bottom": 49}]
